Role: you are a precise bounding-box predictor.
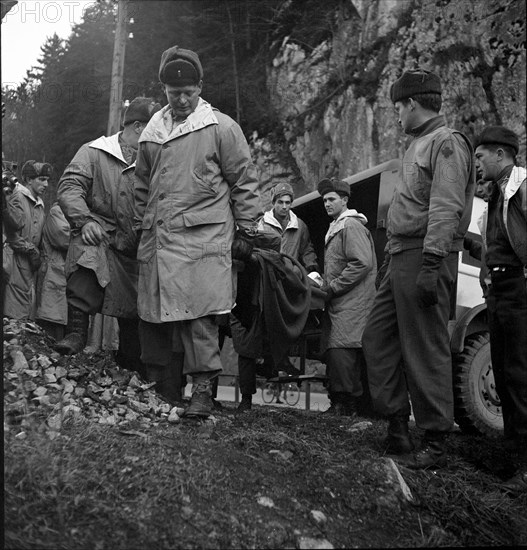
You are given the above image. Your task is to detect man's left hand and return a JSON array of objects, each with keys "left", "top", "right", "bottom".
[{"left": 415, "top": 253, "right": 443, "bottom": 308}]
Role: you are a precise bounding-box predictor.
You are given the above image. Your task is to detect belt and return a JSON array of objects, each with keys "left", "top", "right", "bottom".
[{"left": 490, "top": 265, "right": 522, "bottom": 272}]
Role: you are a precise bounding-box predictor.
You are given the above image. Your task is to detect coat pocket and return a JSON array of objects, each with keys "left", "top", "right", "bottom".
[{"left": 182, "top": 208, "right": 230, "bottom": 261}]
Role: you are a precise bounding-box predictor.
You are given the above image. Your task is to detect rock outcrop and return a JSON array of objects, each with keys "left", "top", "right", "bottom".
[{"left": 258, "top": 0, "right": 526, "bottom": 196}]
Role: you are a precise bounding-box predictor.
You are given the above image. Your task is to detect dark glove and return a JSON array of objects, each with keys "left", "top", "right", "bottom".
[
  {"left": 27, "top": 247, "right": 42, "bottom": 272},
  {"left": 305, "top": 264, "right": 319, "bottom": 273},
  {"left": 463, "top": 236, "right": 472, "bottom": 250},
  {"left": 231, "top": 230, "right": 254, "bottom": 261},
  {"left": 375, "top": 253, "right": 391, "bottom": 290},
  {"left": 321, "top": 283, "right": 334, "bottom": 303},
  {"left": 415, "top": 252, "right": 443, "bottom": 308}
]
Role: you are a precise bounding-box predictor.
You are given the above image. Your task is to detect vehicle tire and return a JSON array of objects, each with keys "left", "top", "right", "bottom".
[
  {"left": 284, "top": 383, "right": 300, "bottom": 406},
  {"left": 453, "top": 331, "right": 503, "bottom": 438},
  {"left": 262, "top": 383, "right": 276, "bottom": 404}
]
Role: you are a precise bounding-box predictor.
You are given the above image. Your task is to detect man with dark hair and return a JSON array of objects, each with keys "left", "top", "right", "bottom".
[
  {"left": 317, "top": 178, "right": 376, "bottom": 416},
  {"left": 474, "top": 126, "right": 527, "bottom": 496},
  {"left": 134, "top": 46, "right": 263, "bottom": 418},
  {"left": 55, "top": 98, "right": 161, "bottom": 382},
  {"left": 3, "top": 160, "right": 51, "bottom": 319},
  {"left": 362, "top": 69, "right": 475, "bottom": 468}
]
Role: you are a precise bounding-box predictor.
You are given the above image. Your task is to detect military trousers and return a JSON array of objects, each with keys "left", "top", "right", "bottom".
[{"left": 362, "top": 248, "right": 458, "bottom": 432}]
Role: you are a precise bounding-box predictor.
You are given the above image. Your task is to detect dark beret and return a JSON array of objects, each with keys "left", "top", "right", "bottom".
[
  {"left": 159, "top": 45, "right": 203, "bottom": 85},
  {"left": 474, "top": 125, "right": 519, "bottom": 155},
  {"left": 390, "top": 69, "right": 442, "bottom": 103},
  {"left": 123, "top": 97, "right": 162, "bottom": 126},
  {"left": 21, "top": 160, "right": 53, "bottom": 181},
  {"left": 317, "top": 178, "right": 350, "bottom": 198}
]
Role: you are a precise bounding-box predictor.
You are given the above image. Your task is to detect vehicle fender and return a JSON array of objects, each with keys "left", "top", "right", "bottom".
[{"left": 450, "top": 303, "right": 488, "bottom": 354}]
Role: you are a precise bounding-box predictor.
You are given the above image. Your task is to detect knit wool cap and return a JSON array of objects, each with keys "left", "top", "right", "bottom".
[
  {"left": 21, "top": 160, "right": 53, "bottom": 181},
  {"left": 317, "top": 178, "right": 350, "bottom": 198},
  {"left": 123, "top": 97, "right": 162, "bottom": 126},
  {"left": 159, "top": 45, "right": 203, "bottom": 85},
  {"left": 474, "top": 125, "right": 519, "bottom": 155},
  {"left": 390, "top": 69, "right": 442, "bottom": 103},
  {"left": 271, "top": 182, "right": 294, "bottom": 203}
]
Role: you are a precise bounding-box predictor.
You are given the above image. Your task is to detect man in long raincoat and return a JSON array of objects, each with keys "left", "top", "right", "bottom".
[
  {"left": 134, "top": 46, "right": 263, "bottom": 418},
  {"left": 55, "top": 97, "right": 161, "bottom": 381},
  {"left": 318, "top": 178, "right": 377, "bottom": 416}
]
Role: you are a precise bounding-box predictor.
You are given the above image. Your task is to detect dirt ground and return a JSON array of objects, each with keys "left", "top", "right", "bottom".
[{"left": 4, "top": 319, "right": 527, "bottom": 549}]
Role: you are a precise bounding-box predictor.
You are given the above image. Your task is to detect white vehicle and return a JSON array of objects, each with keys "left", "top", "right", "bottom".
[{"left": 291, "top": 159, "right": 501, "bottom": 436}]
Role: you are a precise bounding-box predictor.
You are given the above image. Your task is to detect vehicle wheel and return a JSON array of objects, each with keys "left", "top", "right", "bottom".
[
  {"left": 284, "top": 383, "right": 300, "bottom": 406},
  {"left": 262, "top": 383, "right": 275, "bottom": 404},
  {"left": 453, "top": 331, "right": 503, "bottom": 438}
]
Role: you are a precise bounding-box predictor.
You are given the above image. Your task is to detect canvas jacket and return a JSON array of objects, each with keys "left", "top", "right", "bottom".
[
  {"left": 320, "top": 209, "right": 377, "bottom": 351},
  {"left": 257, "top": 209, "right": 318, "bottom": 270},
  {"left": 134, "top": 98, "right": 262, "bottom": 323},
  {"left": 3, "top": 183, "right": 45, "bottom": 319},
  {"left": 57, "top": 133, "right": 140, "bottom": 318},
  {"left": 387, "top": 115, "right": 475, "bottom": 257}
]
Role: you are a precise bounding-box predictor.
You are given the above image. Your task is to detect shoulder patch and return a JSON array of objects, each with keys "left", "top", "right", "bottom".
[{"left": 441, "top": 145, "right": 453, "bottom": 159}]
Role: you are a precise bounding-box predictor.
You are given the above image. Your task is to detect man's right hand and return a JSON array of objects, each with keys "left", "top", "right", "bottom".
[{"left": 81, "top": 220, "right": 109, "bottom": 246}]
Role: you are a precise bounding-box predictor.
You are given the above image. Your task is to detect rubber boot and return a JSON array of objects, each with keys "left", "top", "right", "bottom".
[
  {"left": 183, "top": 372, "right": 218, "bottom": 418},
  {"left": 54, "top": 305, "right": 89, "bottom": 355},
  {"left": 236, "top": 394, "right": 252, "bottom": 414},
  {"left": 384, "top": 414, "right": 414, "bottom": 454},
  {"left": 146, "top": 363, "right": 183, "bottom": 405}
]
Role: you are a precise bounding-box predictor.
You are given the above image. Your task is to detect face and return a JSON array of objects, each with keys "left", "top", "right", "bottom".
[
  {"left": 474, "top": 145, "right": 501, "bottom": 182},
  {"left": 323, "top": 192, "right": 348, "bottom": 219},
  {"left": 27, "top": 176, "right": 49, "bottom": 198},
  {"left": 165, "top": 82, "right": 202, "bottom": 120},
  {"left": 273, "top": 196, "right": 292, "bottom": 220},
  {"left": 395, "top": 99, "right": 417, "bottom": 134}
]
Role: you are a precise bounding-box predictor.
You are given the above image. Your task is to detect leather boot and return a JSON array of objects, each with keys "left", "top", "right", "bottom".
[
  {"left": 236, "top": 394, "right": 252, "bottom": 414},
  {"left": 324, "top": 392, "right": 354, "bottom": 416},
  {"left": 183, "top": 372, "right": 217, "bottom": 418},
  {"left": 146, "top": 363, "right": 183, "bottom": 405},
  {"left": 403, "top": 431, "right": 448, "bottom": 470},
  {"left": 54, "top": 305, "right": 89, "bottom": 355},
  {"left": 384, "top": 414, "right": 414, "bottom": 454}
]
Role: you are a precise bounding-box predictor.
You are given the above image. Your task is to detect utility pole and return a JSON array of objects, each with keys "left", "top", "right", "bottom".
[{"left": 107, "top": 0, "right": 128, "bottom": 136}]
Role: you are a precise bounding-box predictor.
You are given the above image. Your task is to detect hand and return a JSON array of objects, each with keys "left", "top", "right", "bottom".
[
  {"left": 415, "top": 253, "right": 443, "bottom": 308},
  {"left": 231, "top": 231, "right": 254, "bottom": 261},
  {"left": 375, "top": 253, "right": 390, "bottom": 290},
  {"left": 320, "top": 283, "right": 334, "bottom": 303},
  {"left": 81, "top": 220, "right": 109, "bottom": 246},
  {"left": 27, "top": 247, "right": 41, "bottom": 272}
]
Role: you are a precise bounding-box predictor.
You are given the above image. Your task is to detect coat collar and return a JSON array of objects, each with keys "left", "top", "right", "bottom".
[
  {"left": 504, "top": 165, "right": 527, "bottom": 200},
  {"left": 325, "top": 209, "right": 368, "bottom": 245},
  {"left": 14, "top": 182, "right": 45, "bottom": 207},
  {"left": 89, "top": 133, "right": 129, "bottom": 166},
  {"left": 261, "top": 209, "right": 299, "bottom": 231},
  {"left": 139, "top": 98, "right": 219, "bottom": 145},
  {"left": 409, "top": 114, "right": 446, "bottom": 138}
]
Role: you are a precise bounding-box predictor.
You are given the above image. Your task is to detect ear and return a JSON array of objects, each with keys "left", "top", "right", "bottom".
[{"left": 496, "top": 147, "right": 504, "bottom": 160}]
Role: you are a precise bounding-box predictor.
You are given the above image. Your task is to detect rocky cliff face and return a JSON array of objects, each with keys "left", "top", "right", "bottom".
[{"left": 257, "top": 0, "right": 526, "bottom": 200}]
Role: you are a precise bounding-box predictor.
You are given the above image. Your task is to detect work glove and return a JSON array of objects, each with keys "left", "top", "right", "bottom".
[
  {"left": 415, "top": 252, "right": 443, "bottom": 308},
  {"left": 27, "top": 247, "right": 42, "bottom": 272},
  {"left": 231, "top": 230, "right": 254, "bottom": 261},
  {"left": 375, "top": 253, "right": 391, "bottom": 290}
]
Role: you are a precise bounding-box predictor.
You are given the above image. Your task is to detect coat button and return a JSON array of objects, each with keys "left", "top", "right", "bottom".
[
  {"left": 120, "top": 191, "right": 126, "bottom": 196},
  {"left": 160, "top": 168, "right": 167, "bottom": 175},
  {"left": 157, "top": 220, "right": 163, "bottom": 225},
  {"left": 159, "top": 193, "right": 165, "bottom": 200},
  {"left": 157, "top": 244, "right": 162, "bottom": 249},
  {"left": 162, "top": 144, "right": 169, "bottom": 149}
]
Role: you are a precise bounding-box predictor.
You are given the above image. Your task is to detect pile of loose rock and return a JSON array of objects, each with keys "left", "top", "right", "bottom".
[{"left": 3, "top": 318, "right": 186, "bottom": 439}]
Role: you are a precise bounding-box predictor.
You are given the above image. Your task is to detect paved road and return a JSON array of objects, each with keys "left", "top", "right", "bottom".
[{"left": 185, "top": 384, "right": 331, "bottom": 412}]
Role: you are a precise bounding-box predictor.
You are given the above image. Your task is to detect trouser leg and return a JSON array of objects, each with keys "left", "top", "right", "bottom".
[
  {"left": 392, "top": 250, "right": 456, "bottom": 433},
  {"left": 238, "top": 355, "right": 257, "bottom": 396},
  {"left": 362, "top": 260, "right": 411, "bottom": 418},
  {"left": 487, "top": 272, "right": 527, "bottom": 441},
  {"left": 115, "top": 317, "right": 147, "bottom": 379},
  {"left": 325, "top": 348, "right": 363, "bottom": 397}
]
